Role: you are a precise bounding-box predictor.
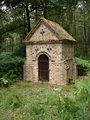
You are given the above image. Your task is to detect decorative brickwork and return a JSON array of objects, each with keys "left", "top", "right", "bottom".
[{"left": 23, "top": 18, "right": 77, "bottom": 85}]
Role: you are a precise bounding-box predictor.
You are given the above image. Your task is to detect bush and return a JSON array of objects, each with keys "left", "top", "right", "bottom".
[
  {"left": 0, "top": 52, "right": 25, "bottom": 86},
  {"left": 13, "top": 44, "right": 26, "bottom": 57},
  {"left": 75, "top": 57, "right": 90, "bottom": 76},
  {"left": 0, "top": 75, "right": 11, "bottom": 87}
]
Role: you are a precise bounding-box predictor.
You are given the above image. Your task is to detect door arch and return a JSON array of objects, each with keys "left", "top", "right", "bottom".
[{"left": 38, "top": 54, "right": 49, "bottom": 81}]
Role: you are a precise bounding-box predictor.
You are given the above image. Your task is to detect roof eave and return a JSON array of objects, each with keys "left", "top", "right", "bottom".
[
  {"left": 24, "top": 18, "right": 43, "bottom": 42},
  {"left": 24, "top": 40, "right": 62, "bottom": 45},
  {"left": 61, "top": 39, "right": 76, "bottom": 44}
]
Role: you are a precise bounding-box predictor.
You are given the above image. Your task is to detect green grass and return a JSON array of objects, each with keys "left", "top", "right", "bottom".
[{"left": 0, "top": 73, "right": 90, "bottom": 120}]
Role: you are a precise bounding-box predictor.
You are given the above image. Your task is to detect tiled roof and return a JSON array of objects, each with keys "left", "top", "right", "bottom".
[{"left": 24, "top": 17, "right": 76, "bottom": 43}]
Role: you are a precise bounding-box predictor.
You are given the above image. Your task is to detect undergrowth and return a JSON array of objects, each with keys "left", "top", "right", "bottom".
[
  {"left": 0, "top": 73, "right": 90, "bottom": 120},
  {"left": 0, "top": 52, "right": 25, "bottom": 86},
  {"left": 75, "top": 57, "right": 90, "bottom": 76}
]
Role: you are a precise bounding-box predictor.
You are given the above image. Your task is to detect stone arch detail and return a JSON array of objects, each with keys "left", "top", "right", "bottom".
[{"left": 36, "top": 51, "right": 51, "bottom": 61}]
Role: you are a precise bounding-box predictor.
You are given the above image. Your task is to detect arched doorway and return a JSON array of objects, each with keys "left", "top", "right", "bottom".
[{"left": 38, "top": 54, "right": 49, "bottom": 81}]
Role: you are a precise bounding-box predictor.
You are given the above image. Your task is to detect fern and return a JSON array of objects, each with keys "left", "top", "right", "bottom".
[
  {"left": 75, "top": 57, "right": 90, "bottom": 76},
  {"left": 0, "top": 52, "right": 25, "bottom": 86}
]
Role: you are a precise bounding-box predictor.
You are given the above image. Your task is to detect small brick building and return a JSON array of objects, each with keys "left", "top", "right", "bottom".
[{"left": 23, "top": 18, "right": 77, "bottom": 85}]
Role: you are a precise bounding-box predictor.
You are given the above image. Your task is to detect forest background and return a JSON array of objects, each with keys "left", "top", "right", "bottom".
[{"left": 0, "top": 0, "right": 90, "bottom": 58}]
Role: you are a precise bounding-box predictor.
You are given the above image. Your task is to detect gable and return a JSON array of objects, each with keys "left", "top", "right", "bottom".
[
  {"left": 24, "top": 17, "right": 76, "bottom": 44},
  {"left": 29, "top": 23, "right": 58, "bottom": 42}
]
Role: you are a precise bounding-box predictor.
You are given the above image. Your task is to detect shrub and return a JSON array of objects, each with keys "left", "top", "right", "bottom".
[
  {"left": 0, "top": 52, "right": 25, "bottom": 86},
  {"left": 0, "top": 75, "right": 11, "bottom": 87},
  {"left": 75, "top": 57, "right": 90, "bottom": 76},
  {"left": 13, "top": 44, "right": 26, "bottom": 57}
]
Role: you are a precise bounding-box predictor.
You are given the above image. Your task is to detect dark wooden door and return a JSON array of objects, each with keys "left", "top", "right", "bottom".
[{"left": 38, "top": 54, "right": 49, "bottom": 81}]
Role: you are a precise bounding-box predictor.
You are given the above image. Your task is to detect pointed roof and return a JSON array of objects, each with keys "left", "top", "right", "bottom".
[{"left": 24, "top": 17, "right": 76, "bottom": 44}]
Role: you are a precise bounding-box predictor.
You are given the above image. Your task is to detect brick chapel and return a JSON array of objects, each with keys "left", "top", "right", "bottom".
[{"left": 23, "top": 18, "right": 77, "bottom": 85}]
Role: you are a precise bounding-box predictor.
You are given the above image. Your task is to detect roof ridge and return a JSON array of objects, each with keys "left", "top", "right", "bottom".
[
  {"left": 45, "top": 19, "right": 75, "bottom": 41},
  {"left": 24, "top": 17, "right": 76, "bottom": 43}
]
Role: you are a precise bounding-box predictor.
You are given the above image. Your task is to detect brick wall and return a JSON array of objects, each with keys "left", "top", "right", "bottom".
[
  {"left": 62, "top": 43, "right": 77, "bottom": 82},
  {"left": 23, "top": 23, "right": 77, "bottom": 85}
]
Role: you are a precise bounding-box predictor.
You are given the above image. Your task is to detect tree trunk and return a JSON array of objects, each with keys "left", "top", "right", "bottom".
[
  {"left": 86, "top": 0, "right": 89, "bottom": 56},
  {"left": 23, "top": 13, "right": 26, "bottom": 39},
  {"left": 0, "top": 40, "right": 2, "bottom": 52},
  {"left": 6, "top": 38, "right": 8, "bottom": 52},
  {"left": 10, "top": 38, "right": 13, "bottom": 53},
  {"left": 72, "top": 0, "right": 77, "bottom": 56},
  {"left": 67, "top": 0, "right": 72, "bottom": 33},
  {"left": 82, "top": 0, "right": 87, "bottom": 56},
  {"left": 43, "top": 6, "right": 47, "bottom": 19},
  {"left": 35, "top": 7, "right": 38, "bottom": 23},
  {"left": 73, "top": 0, "right": 76, "bottom": 39},
  {"left": 26, "top": 2, "right": 31, "bottom": 32}
]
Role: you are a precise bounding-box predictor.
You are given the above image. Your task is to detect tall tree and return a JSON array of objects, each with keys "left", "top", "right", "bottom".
[
  {"left": 82, "top": 0, "right": 87, "bottom": 56},
  {"left": 86, "top": 0, "right": 89, "bottom": 56}
]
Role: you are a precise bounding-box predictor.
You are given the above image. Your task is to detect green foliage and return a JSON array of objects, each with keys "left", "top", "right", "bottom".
[
  {"left": 0, "top": 73, "right": 90, "bottom": 120},
  {"left": 0, "top": 52, "right": 25, "bottom": 86},
  {"left": 30, "top": 103, "right": 45, "bottom": 116},
  {"left": 57, "top": 80, "right": 90, "bottom": 120},
  {"left": 57, "top": 97, "right": 80, "bottom": 120},
  {"left": 13, "top": 44, "right": 26, "bottom": 57},
  {"left": 75, "top": 80, "right": 90, "bottom": 103},
  {"left": 44, "top": 93, "right": 59, "bottom": 105},
  {"left": 0, "top": 75, "right": 11, "bottom": 87},
  {"left": 75, "top": 57, "right": 90, "bottom": 76},
  {"left": 0, "top": 0, "right": 90, "bottom": 57},
  {"left": 0, "top": 93, "right": 23, "bottom": 109}
]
